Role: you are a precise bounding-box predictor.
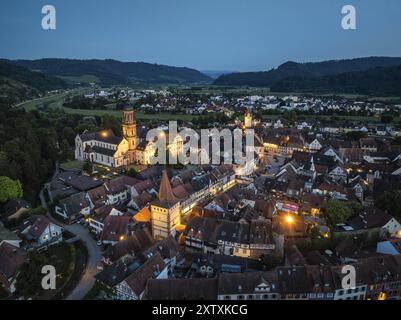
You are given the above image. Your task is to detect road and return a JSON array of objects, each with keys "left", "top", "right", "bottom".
[
  {"left": 44, "top": 209, "right": 102, "bottom": 300},
  {"left": 64, "top": 224, "right": 102, "bottom": 300},
  {"left": 39, "top": 167, "right": 102, "bottom": 300}
]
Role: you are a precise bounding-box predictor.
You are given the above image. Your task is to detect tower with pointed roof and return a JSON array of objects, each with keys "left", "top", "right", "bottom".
[
  {"left": 122, "top": 105, "right": 137, "bottom": 163},
  {"left": 151, "top": 170, "right": 181, "bottom": 240}
]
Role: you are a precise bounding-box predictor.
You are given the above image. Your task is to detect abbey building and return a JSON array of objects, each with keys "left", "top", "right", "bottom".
[{"left": 75, "top": 106, "right": 137, "bottom": 167}]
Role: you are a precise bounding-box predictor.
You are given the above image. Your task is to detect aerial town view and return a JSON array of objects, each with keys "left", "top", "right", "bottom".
[{"left": 1, "top": 0, "right": 401, "bottom": 310}]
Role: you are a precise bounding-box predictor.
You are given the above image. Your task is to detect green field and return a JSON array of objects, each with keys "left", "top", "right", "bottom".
[
  {"left": 19, "top": 88, "right": 401, "bottom": 124},
  {"left": 261, "top": 113, "right": 400, "bottom": 124},
  {"left": 19, "top": 91, "right": 198, "bottom": 121},
  {"left": 59, "top": 160, "right": 85, "bottom": 171},
  {"left": 21, "top": 88, "right": 90, "bottom": 111},
  {"left": 57, "top": 75, "right": 101, "bottom": 84},
  {"left": 61, "top": 108, "right": 197, "bottom": 121},
  {"left": 172, "top": 85, "right": 272, "bottom": 96},
  {"left": 170, "top": 86, "right": 401, "bottom": 102},
  {"left": 20, "top": 92, "right": 68, "bottom": 110}
]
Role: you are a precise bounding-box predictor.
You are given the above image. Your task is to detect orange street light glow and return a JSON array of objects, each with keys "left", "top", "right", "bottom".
[
  {"left": 285, "top": 215, "right": 294, "bottom": 224},
  {"left": 378, "top": 292, "right": 387, "bottom": 300}
]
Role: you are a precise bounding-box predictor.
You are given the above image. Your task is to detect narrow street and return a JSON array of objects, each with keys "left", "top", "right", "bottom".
[
  {"left": 39, "top": 166, "right": 102, "bottom": 300},
  {"left": 64, "top": 224, "right": 102, "bottom": 300}
]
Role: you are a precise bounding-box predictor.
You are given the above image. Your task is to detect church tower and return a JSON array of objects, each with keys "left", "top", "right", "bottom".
[
  {"left": 244, "top": 110, "right": 253, "bottom": 130},
  {"left": 122, "top": 106, "right": 137, "bottom": 163},
  {"left": 151, "top": 170, "right": 181, "bottom": 240}
]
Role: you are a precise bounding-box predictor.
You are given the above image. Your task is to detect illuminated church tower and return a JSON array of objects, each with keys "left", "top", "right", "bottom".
[
  {"left": 244, "top": 110, "right": 253, "bottom": 130},
  {"left": 151, "top": 170, "right": 181, "bottom": 240},
  {"left": 122, "top": 106, "right": 137, "bottom": 163}
]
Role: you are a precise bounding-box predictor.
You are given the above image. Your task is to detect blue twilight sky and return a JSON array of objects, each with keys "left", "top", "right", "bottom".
[{"left": 0, "top": 0, "right": 400, "bottom": 71}]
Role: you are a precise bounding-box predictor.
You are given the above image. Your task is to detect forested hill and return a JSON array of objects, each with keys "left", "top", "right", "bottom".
[
  {"left": 0, "top": 60, "right": 68, "bottom": 105},
  {"left": 270, "top": 65, "right": 401, "bottom": 95},
  {"left": 213, "top": 57, "right": 401, "bottom": 95},
  {"left": 11, "top": 58, "right": 212, "bottom": 86}
]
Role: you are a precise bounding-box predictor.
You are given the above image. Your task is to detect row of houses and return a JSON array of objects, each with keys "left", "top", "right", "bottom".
[
  {"left": 144, "top": 254, "right": 401, "bottom": 301},
  {"left": 95, "top": 230, "right": 180, "bottom": 300},
  {"left": 184, "top": 216, "right": 277, "bottom": 258}
]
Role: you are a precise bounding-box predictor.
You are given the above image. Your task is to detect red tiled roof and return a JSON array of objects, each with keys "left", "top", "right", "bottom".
[
  {"left": 124, "top": 253, "right": 165, "bottom": 296},
  {"left": 0, "top": 242, "right": 26, "bottom": 288},
  {"left": 101, "top": 215, "right": 131, "bottom": 242}
]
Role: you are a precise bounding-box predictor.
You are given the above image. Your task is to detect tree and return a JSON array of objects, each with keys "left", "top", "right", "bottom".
[
  {"left": 102, "top": 114, "right": 121, "bottom": 136},
  {"left": 375, "top": 190, "right": 401, "bottom": 221},
  {"left": 347, "top": 201, "right": 363, "bottom": 214},
  {"left": 0, "top": 100, "right": 92, "bottom": 204},
  {"left": 75, "top": 123, "right": 97, "bottom": 135},
  {"left": 381, "top": 114, "right": 394, "bottom": 124},
  {"left": 0, "top": 176, "right": 23, "bottom": 203},
  {"left": 62, "top": 126, "right": 76, "bottom": 144},
  {"left": 60, "top": 139, "right": 72, "bottom": 160},
  {"left": 29, "top": 206, "right": 47, "bottom": 216},
  {"left": 325, "top": 199, "right": 354, "bottom": 225},
  {"left": 15, "top": 251, "right": 47, "bottom": 298},
  {"left": 82, "top": 161, "right": 93, "bottom": 174},
  {"left": 345, "top": 131, "right": 367, "bottom": 140},
  {"left": 283, "top": 111, "right": 297, "bottom": 123},
  {"left": 127, "top": 168, "right": 138, "bottom": 177}
]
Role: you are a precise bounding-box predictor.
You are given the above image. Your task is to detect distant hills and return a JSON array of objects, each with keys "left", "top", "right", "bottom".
[
  {"left": 1, "top": 57, "right": 401, "bottom": 106},
  {"left": 201, "top": 70, "right": 236, "bottom": 80},
  {"left": 0, "top": 60, "right": 68, "bottom": 105},
  {"left": 270, "top": 65, "right": 401, "bottom": 96},
  {"left": 9, "top": 58, "right": 212, "bottom": 86},
  {"left": 214, "top": 57, "right": 401, "bottom": 95}
]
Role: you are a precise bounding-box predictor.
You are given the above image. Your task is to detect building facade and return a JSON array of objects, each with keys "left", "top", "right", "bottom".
[
  {"left": 75, "top": 106, "right": 137, "bottom": 167},
  {"left": 151, "top": 171, "right": 181, "bottom": 240}
]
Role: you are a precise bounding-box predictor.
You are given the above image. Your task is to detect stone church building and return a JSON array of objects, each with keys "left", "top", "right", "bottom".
[{"left": 75, "top": 106, "right": 137, "bottom": 168}]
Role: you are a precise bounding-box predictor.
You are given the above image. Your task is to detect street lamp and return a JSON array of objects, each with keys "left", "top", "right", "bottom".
[{"left": 285, "top": 214, "right": 294, "bottom": 224}]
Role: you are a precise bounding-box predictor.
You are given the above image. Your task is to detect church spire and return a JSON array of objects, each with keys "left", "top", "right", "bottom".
[
  {"left": 151, "top": 169, "right": 181, "bottom": 240},
  {"left": 158, "top": 170, "right": 177, "bottom": 204}
]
